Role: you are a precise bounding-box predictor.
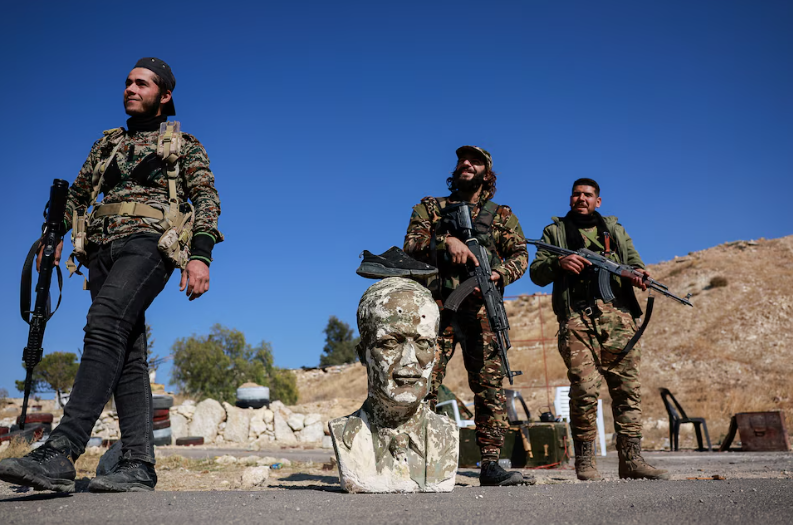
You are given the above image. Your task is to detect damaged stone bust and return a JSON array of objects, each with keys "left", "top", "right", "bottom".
[{"left": 329, "top": 277, "right": 459, "bottom": 493}]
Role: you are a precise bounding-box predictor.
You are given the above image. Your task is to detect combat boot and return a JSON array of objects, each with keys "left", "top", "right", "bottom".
[
  {"left": 0, "top": 438, "right": 76, "bottom": 492},
  {"left": 479, "top": 460, "right": 533, "bottom": 486},
  {"left": 616, "top": 435, "right": 669, "bottom": 480},
  {"left": 573, "top": 440, "right": 601, "bottom": 481},
  {"left": 88, "top": 457, "right": 157, "bottom": 492}
]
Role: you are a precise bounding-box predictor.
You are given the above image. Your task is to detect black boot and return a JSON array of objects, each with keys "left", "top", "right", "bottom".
[
  {"left": 88, "top": 457, "right": 157, "bottom": 492},
  {"left": 479, "top": 460, "right": 530, "bottom": 486},
  {"left": 356, "top": 247, "right": 438, "bottom": 279},
  {"left": 0, "top": 439, "right": 76, "bottom": 492}
]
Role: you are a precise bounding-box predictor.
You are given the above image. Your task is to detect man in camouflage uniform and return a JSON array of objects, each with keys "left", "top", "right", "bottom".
[
  {"left": 0, "top": 58, "right": 221, "bottom": 493},
  {"left": 403, "top": 146, "right": 529, "bottom": 486},
  {"left": 529, "top": 178, "right": 667, "bottom": 481}
]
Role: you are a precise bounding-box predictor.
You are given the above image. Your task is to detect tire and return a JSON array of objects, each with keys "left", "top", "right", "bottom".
[
  {"left": 236, "top": 386, "right": 269, "bottom": 402},
  {"left": 153, "top": 419, "right": 171, "bottom": 430},
  {"left": 153, "top": 408, "right": 170, "bottom": 419},
  {"left": 235, "top": 399, "right": 269, "bottom": 409},
  {"left": 175, "top": 436, "right": 204, "bottom": 446},
  {"left": 17, "top": 413, "right": 54, "bottom": 425},
  {"left": 0, "top": 427, "right": 8, "bottom": 436},
  {"left": 152, "top": 395, "right": 174, "bottom": 410},
  {"left": 153, "top": 427, "right": 172, "bottom": 446}
]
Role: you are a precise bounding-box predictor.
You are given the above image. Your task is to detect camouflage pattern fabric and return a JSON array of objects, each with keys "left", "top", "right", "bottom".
[
  {"left": 404, "top": 195, "right": 528, "bottom": 290},
  {"left": 64, "top": 127, "right": 222, "bottom": 245},
  {"left": 404, "top": 193, "right": 527, "bottom": 462},
  {"left": 558, "top": 301, "right": 642, "bottom": 441}
]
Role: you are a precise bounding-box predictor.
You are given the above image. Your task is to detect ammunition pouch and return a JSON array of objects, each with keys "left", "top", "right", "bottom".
[{"left": 156, "top": 202, "right": 195, "bottom": 270}]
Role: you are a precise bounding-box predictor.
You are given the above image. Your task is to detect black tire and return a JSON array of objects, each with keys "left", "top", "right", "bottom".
[
  {"left": 175, "top": 436, "right": 204, "bottom": 446},
  {"left": 235, "top": 399, "right": 269, "bottom": 409},
  {"left": 152, "top": 395, "right": 174, "bottom": 410}
]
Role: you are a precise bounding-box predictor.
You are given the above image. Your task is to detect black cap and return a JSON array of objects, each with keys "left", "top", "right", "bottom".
[{"left": 133, "top": 57, "right": 176, "bottom": 116}]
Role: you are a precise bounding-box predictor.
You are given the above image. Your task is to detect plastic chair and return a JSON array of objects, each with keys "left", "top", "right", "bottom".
[
  {"left": 659, "top": 387, "right": 712, "bottom": 451},
  {"left": 504, "top": 389, "right": 531, "bottom": 424}
]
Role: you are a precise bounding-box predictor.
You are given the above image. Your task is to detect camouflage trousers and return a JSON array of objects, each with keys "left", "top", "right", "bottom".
[
  {"left": 558, "top": 301, "right": 643, "bottom": 442},
  {"left": 426, "top": 305, "right": 508, "bottom": 462}
]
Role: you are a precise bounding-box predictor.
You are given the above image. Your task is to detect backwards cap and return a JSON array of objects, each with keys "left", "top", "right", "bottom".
[{"left": 133, "top": 57, "right": 176, "bottom": 116}]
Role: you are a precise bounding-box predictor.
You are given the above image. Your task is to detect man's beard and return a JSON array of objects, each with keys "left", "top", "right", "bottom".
[
  {"left": 125, "top": 96, "right": 162, "bottom": 118},
  {"left": 453, "top": 167, "right": 486, "bottom": 193}
]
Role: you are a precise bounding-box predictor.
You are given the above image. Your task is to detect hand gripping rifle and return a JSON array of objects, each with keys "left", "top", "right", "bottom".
[
  {"left": 18, "top": 179, "right": 70, "bottom": 430},
  {"left": 526, "top": 238, "right": 693, "bottom": 354},
  {"left": 441, "top": 203, "right": 522, "bottom": 385}
]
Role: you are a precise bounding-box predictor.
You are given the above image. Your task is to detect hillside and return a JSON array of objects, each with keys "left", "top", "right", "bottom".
[{"left": 295, "top": 235, "right": 793, "bottom": 449}]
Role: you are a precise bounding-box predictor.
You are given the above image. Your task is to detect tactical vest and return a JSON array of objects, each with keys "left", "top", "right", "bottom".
[
  {"left": 68, "top": 121, "right": 194, "bottom": 278},
  {"left": 430, "top": 197, "right": 502, "bottom": 296}
]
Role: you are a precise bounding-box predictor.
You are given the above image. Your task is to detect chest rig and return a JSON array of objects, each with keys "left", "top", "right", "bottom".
[
  {"left": 430, "top": 197, "right": 501, "bottom": 293},
  {"left": 68, "top": 121, "right": 195, "bottom": 277}
]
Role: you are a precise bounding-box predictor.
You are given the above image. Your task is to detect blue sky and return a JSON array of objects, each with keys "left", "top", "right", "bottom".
[{"left": 0, "top": 1, "right": 790, "bottom": 397}]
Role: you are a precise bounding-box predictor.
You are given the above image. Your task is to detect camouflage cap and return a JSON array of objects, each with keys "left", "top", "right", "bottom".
[
  {"left": 456, "top": 145, "right": 492, "bottom": 171},
  {"left": 133, "top": 57, "right": 176, "bottom": 116}
]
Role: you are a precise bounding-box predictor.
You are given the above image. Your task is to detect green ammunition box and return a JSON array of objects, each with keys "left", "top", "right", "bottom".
[{"left": 458, "top": 422, "right": 571, "bottom": 468}]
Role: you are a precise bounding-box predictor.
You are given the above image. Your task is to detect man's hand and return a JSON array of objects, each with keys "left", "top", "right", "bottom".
[
  {"left": 559, "top": 254, "right": 591, "bottom": 275},
  {"left": 446, "top": 237, "right": 479, "bottom": 266},
  {"left": 36, "top": 240, "right": 63, "bottom": 272},
  {"left": 180, "top": 259, "right": 210, "bottom": 301},
  {"left": 630, "top": 268, "right": 650, "bottom": 291}
]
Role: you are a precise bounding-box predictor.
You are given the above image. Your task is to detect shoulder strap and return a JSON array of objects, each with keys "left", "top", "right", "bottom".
[
  {"left": 89, "top": 132, "right": 126, "bottom": 206},
  {"left": 157, "top": 121, "right": 182, "bottom": 206},
  {"left": 474, "top": 200, "right": 499, "bottom": 234}
]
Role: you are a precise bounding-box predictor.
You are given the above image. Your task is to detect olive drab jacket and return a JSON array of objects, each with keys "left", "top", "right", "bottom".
[
  {"left": 530, "top": 215, "right": 645, "bottom": 321},
  {"left": 404, "top": 194, "right": 528, "bottom": 303}
]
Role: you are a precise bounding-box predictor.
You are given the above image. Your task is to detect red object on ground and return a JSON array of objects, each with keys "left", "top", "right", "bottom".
[
  {"left": 17, "top": 412, "right": 54, "bottom": 425},
  {"left": 175, "top": 436, "right": 204, "bottom": 446},
  {"left": 153, "top": 419, "right": 172, "bottom": 430}
]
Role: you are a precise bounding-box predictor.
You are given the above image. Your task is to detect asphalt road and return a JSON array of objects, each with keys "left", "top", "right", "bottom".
[
  {"left": 2, "top": 451, "right": 791, "bottom": 525},
  {"left": 1, "top": 479, "right": 791, "bottom": 525}
]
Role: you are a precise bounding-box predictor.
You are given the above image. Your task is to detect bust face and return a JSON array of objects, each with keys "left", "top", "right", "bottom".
[{"left": 361, "top": 289, "right": 439, "bottom": 406}]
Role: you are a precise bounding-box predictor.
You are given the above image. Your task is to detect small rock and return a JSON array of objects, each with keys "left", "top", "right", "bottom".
[
  {"left": 241, "top": 466, "right": 270, "bottom": 488},
  {"left": 287, "top": 413, "right": 305, "bottom": 431},
  {"left": 215, "top": 455, "right": 238, "bottom": 465}
]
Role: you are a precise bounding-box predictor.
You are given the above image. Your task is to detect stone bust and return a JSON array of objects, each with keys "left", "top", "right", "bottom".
[{"left": 329, "top": 277, "right": 459, "bottom": 493}]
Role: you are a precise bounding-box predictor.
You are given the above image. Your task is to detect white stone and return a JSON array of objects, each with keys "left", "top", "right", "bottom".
[
  {"left": 175, "top": 403, "right": 196, "bottom": 420},
  {"left": 252, "top": 435, "right": 274, "bottom": 450},
  {"left": 215, "top": 455, "right": 238, "bottom": 465},
  {"left": 189, "top": 399, "right": 226, "bottom": 443},
  {"left": 297, "top": 421, "right": 325, "bottom": 443},
  {"left": 241, "top": 455, "right": 260, "bottom": 466},
  {"left": 322, "top": 435, "right": 334, "bottom": 449},
  {"left": 241, "top": 466, "right": 270, "bottom": 488},
  {"left": 303, "top": 413, "right": 322, "bottom": 427},
  {"left": 256, "top": 456, "right": 278, "bottom": 466},
  {"left": 269, "top": 400, "right": 292, "bottom": 419},
  {"left": 273, "top": 412, "right": 298, "bottom": 444},
  {"left": 287, "top": 413, "right": 305, "bottom": 431},
  {"left": 249, "top": 412, "right": 268, "bottom": 439},
  {"left": 223, "top": 402, "right": 252, "bottom": 443},
  {"left": 170, "top": 413, "right": 189, "bottom": 441},
  {"left": 261, "top": 409, "right": 274, "bottom": 425}
]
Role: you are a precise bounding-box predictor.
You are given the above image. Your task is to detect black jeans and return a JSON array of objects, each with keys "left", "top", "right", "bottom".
[{"left": 49, "top": 233, "right": 173, "bottom": 463}]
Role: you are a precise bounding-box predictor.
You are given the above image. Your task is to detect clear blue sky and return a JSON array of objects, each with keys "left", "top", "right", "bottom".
[{"left": 1, "top": 1, "right": 790, "bottom": 397}]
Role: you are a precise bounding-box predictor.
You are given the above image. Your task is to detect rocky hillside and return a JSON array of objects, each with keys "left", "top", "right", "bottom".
[{"left": 295, "top": 235, "right": 793, "bottom": 450}]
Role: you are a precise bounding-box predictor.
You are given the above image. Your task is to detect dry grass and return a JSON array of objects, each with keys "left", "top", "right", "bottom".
[{"left": 0, "top": 437, "right": 31, "bottom": 460}]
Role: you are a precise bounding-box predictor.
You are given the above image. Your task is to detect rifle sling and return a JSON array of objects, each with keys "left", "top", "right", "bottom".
[
  {"left": 21, "top": 239, "right": 64, "bottom": 324},
  {"left": 619, "top": 295, "right": 654, "bottom": 355}
]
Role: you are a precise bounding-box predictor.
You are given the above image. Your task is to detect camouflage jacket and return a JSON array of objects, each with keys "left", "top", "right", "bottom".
[
  {"left": 64, "top": 126, "right": 222, "bottom": 259},
  {"left": 403, "top": 194, "right": 528, "bottom": 300},
  {"left": 529, "top": 215, "right": 644, "bottom": 320}
]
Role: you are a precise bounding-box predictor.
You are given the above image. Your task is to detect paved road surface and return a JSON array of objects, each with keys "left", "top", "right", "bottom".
[{"left": 2, "top": 451, "right": 791, "bottom": 524}]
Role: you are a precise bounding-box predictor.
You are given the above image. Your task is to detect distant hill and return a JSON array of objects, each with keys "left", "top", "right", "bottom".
[{"left": 295, "top": 235, "right": 793, "bottom": 449}]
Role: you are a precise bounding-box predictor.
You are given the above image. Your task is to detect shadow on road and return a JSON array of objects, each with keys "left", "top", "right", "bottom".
[{"left": 269, "top": 472, "right": 343, "bottom": 492}]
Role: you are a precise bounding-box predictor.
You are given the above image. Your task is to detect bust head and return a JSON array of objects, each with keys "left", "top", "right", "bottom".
[{"left": 357, "top": 278, "right": 439, "bottom": 412}]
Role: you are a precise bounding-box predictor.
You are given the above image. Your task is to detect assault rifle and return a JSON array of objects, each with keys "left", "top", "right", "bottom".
[
  {"left": 441, "top": 203, "right": 522, "bottom": 385},
  {"left": 526, "top": 239, "right": 693, "bottom": 307},
  {"left": 19, "top": 179, "right": 70, "bottom": 430}
]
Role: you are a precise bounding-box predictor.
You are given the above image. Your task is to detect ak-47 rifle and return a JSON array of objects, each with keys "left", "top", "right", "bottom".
[
  {"left": 18, "top": 179, "right": 70, "bottom": 430},
  {"left": 441, "top": 203, "right": 522, "bottom": 385},
  {"left": 527, "top": 238, "right": 693, "bottom": 354}
]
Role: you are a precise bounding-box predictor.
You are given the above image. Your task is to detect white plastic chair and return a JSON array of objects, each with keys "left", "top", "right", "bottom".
[{"left": 554, "top": 386, "right": 607, "bottom": 456}]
